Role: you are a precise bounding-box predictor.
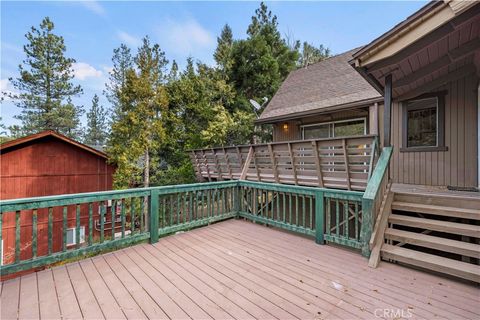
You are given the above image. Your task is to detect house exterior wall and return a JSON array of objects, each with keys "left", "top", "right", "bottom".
[
  {"left": 1, "top": 136, "right": 115, "bottom": 265},
  {"left": 390, "top": 72, "right": 479, "bottom": 187}
]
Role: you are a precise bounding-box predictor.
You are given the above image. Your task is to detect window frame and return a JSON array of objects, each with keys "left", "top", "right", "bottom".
[
  {"left": 300, "top": 117, "right": 367, "bottom": 140},
  {"left": 401, "top": 92, "right": 447, "bottom": 153},
  {"left": 66, "top": 226, "right": 86, "bottom": 247}
]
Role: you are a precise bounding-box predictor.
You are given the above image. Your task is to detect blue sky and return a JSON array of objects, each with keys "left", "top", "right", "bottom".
[{"left": 1, "top": 1, "right": 427, "bottom": 130}]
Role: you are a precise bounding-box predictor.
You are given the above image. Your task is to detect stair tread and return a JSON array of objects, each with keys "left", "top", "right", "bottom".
[
  {"left": 381, "top": 244, "right": 480, "bottom": 282},
  {"left": 384, "top": 228, "right": 480, "bottom": 258},
  {"left": 389, "top": 214, "right": 480, "bottom": 234},
  {"left": 392, "top": 201, "right": 480, "bottom": 215}
]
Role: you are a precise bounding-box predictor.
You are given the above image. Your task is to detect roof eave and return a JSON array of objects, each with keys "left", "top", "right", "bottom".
[
  {"left": 0, "top": 130, "right": 108, "bottom": 159},
  {"left": 255, "top": 96, "right": 383, "bottom": 125}
]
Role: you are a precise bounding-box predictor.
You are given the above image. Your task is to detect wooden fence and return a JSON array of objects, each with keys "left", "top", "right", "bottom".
[{"left": 190, "top": 135, "right": 378, "bottom": 191}]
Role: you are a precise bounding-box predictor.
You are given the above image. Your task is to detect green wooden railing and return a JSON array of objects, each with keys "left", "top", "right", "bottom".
[
  {"left": 1, "top": 160, "right": 394, "bottom": 277},
  {"left": 360, "top": 146, "right": 393, "bottom": 257}
]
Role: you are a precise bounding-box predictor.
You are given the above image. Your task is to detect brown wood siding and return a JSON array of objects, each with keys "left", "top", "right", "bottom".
[
  {"left": 1, "top": 136, "right": 115, "bottom": 265},
  {"left": 390, "top": 73, "right": 478, "bottom": 187},
  {"left": 272, "top": 109, "right": 370, "bottom": 142}
]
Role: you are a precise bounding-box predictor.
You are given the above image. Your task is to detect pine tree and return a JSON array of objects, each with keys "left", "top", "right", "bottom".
[
  {"left": 84, "top": 94, "right": 108, "bottom": 147},
  {"left": 229, "top": 2, "right": 298, "bottom": 113},
  {"left": 214, "top": 24, "right": 234, "bottom": 78},
  {"left": 105, "top": 44, "right": 133, "bottom": 122},
  {"left": 5, "top": 17, "right": 83, "bottom": 138},
  {"left": 107, "top": 37, "right": 169, "bottom": 188}
]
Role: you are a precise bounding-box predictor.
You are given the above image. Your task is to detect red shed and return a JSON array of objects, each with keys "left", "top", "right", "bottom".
[{"left": 1, "top": 131, "right": 115, "bottom": 266}]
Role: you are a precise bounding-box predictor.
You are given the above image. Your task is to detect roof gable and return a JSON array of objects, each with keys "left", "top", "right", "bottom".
[
  {"left": 258, "top": 48, "right": 382, "bottom": 123},
  {"left": 0, "top": 131, "right": 108, "bottom": 159}
]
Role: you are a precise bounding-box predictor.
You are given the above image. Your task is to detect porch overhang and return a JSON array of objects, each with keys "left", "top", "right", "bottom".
[{"left": 350, "top": 1, "right": 480, "bottom": 99}]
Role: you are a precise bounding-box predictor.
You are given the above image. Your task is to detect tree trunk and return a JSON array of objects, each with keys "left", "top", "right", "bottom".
[
  {"left": 143, "top": 147, "right": 150, "bottom": 231},
  {"left": 144, "top": 147, "right": 150, "bottom": 187}
]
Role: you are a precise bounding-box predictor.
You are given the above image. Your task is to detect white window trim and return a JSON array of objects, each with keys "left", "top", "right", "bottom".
[
  {"left": 67, "top": 226, "right": 86, "bottom": 246},
  {"left": 300, "top": 117, "right": 367, "bottom": 140}
]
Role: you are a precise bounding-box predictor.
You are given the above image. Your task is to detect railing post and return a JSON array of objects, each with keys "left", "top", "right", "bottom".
[
  {"left": 315, "top": 191, "right": 324, "bottom": 244},
  {"left": 149, "top": 189, "right": 159, "bottom": 243},
  {"left": 360, "top": 198, "right": 373, "bottom": 257},
  {"left": 234, "top": 182, "right": 240, "bottom": 216}
]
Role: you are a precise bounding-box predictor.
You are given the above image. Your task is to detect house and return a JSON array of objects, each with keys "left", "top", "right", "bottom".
[
  {"left": 191, "top": 1, "right": 480, "bottom": 281},
  {"left": 0, "top": 131, "right": 115, "bottom": 266}
]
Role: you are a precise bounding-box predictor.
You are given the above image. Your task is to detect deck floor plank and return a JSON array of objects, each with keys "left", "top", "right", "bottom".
[
  {"left": 2, "top": 219, "right": 479, "bottom": 320},
  {"left": 0, "top": 277, "right": 20, "bottom": 320},
  {"left": 211, "top": 220, "right": 480, "bottom": 318},
  {"left": 37, "top": 270, "right": 61, "bottom": 319},
  {"left": 66, "top": 262, "right": 105, "bottom": 319},
  {"left": 51, "top": 265, "right": 83, "bottom": 320},
  {"left": 79, "top": 259, "right": 127, "bottom": 320},
  {"left": 112, "top": 249, "right": 190, "bottom": 319},
  {"left": 165, "top": 236, "right": 315, "bottom": 319},
  {"left": 90, "top": 255, "right": 148, "bottom": 320},
  {"left": 145, "top": 242, "right": 274, "bottom": 319},
  {"left": 133, "top": 245, "right": 235, "bottom": 320},
  {"left": 102, "top": 253, "right": 168, "bottom": 319},
  {"left": 18, "top": 273, "right": 40, "bottom": 319}
]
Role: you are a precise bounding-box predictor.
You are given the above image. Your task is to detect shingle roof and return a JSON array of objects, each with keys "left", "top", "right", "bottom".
[{"left": 257, "top": 48, "right": 382, "bottom": 123}]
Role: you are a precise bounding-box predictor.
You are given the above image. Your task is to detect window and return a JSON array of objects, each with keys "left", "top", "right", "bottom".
[
  {"left": 301, "top": 118, "right": 366, "bottom": 140},
  {"left": 402, "top": 93, "right": 446, "bottom": 152},
  {"left": 66, "top": 226, "right": 85, "bottom": 246}
]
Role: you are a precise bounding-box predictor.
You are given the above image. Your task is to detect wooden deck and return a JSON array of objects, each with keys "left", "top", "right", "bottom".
[{"left": 1, "top": 220, "right": 479, "bottom": 320}]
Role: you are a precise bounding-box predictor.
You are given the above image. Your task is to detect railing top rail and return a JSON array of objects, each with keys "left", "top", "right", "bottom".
[
  {"left": 238, "top": 180, "right": 364, "bottom": 199},
  {"left": 363, "top": 146, "right": 393, "bottom": 200},
  {"left": 189, "top": 134, "right": 378, "bottom": 152},
  {"left": 0, "top": 180, "right": 238, "bottom": 213}
]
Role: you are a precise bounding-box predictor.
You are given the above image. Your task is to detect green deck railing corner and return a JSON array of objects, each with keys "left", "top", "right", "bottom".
[{"left": 360, "top": 146, "right": 393, "bottom": 257}]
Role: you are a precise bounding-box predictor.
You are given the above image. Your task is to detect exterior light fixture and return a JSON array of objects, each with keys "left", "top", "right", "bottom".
[{"left": 283, "top": 123, "right": 289, "bottom": 130}]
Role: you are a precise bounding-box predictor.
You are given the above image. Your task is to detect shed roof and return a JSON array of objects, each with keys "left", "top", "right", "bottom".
[
  {"left": 0, "top": 130, "right": 108, "bottom": 159},
  {"left": 257, "top": 48, "right": 382, "bottom": 124}
]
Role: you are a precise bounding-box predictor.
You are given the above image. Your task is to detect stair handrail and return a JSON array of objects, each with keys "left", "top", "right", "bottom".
[{"left": 360, "top": 146, "right": 393, "bottom": 257}]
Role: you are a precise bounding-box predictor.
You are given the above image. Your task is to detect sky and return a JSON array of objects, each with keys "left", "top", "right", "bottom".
[{"left": 1, "top": 0, "right": 427, "bottom": 130}]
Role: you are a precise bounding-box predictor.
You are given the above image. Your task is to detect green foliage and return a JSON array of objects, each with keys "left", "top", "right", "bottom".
[
  {"left": 107, "top": 37, "right": 169, "bottom": 189},
  {"left": 298, "top": 42, "right": 331, "bottom": 68},
  {"left": 84, "top": 94, "right": 108, "bottom": 146},
  {"left": 228, "top": 2, "right": 298, "bottom": 115},
  {"left": 5, "top": 17, "right": 83, "bottom": 138},
  {"left": 214, "top": 24, "right": 234, "bottom": 79}
]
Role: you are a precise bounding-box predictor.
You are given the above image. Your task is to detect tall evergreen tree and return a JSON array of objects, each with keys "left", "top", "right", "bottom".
[
  {"left": 105, "top": 44, "right": 133, "bottom": 122},
  {"left": 5, "top": 17, "right": 83, "bottom": 138},
  {"left": 84, "top": 94, "right": 108, "bottom": 147},
  {"left": 229, "top": 2, "right": 298, "bottom": 114},
  {"left": 107, "top": 37, "right": 169, "bottom": 188},
  {"left": 214, "top": 24, "right": 234, "bottom": 78}
]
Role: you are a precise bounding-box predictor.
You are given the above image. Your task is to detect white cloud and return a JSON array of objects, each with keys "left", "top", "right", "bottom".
[
  {"left": 156, "top": 18, "right": 214, "bottom": 55},
  {"left": 72, "top": 62, "right": 103, "bottom": 80},
  {"left": 0, "top": 79, "right": 18, "bottom": 101},
  {"left": 117, "top": 31, "right": 141, "bottom": 47},
  {"left": 79, "top": 1, "right": 105, "bottom": 16}
]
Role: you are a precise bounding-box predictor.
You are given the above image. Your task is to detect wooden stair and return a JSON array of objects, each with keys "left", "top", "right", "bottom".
[
  {"left": 381, "top": 244, "right": 480, "bottom": 283},
  {"left": 370, "top": 186, "right": 480, "bottom": 282}
]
